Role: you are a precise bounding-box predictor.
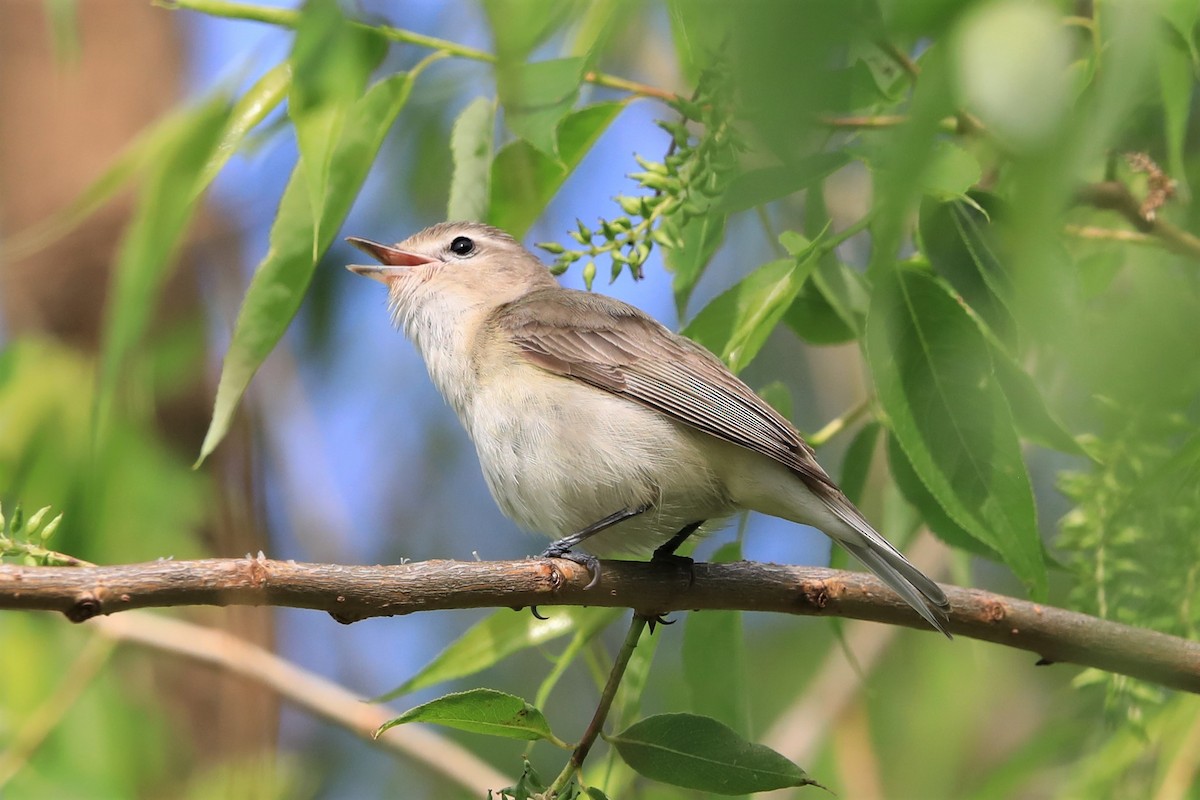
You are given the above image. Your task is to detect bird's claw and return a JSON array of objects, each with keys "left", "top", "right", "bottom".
[{"left": 542, "top": 547, "right": 601, "bottom": 589}]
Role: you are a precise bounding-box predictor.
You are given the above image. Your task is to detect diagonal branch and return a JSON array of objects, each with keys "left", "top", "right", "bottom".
[{"left": 2, "top": 557, "right": 1198, "bottom": 693}]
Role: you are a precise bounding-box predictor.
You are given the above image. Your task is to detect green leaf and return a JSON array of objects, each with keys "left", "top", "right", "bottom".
[
  {"left": 1161, "top": 0, "right": 1200, "bottom": 65},
  {"left": 918, "top": 192, "right": 1015, "bottom": 340},
  {"left": 886, "top": 432, "right": 999, "bottom": 559},
  {"left": 377, "top": 689, "right": 560, "bottom": 743},
  {"left": 488, "top": 101, "right": 626, "bottom": 238},
  {"left": 866, "top": 267, "right": 1045, "bottom": 595},
  {"left": 497, "top": 57, "right": 586, "bottom": 156},
  {"left": 756, "top": 380, "right": 793, "bottom": 421},
  {"left": 683, "top": 543, "right": 748, "bottom": 734},
  {"left": 377, "top": 607, "right": 614, "bottom": 701},
  {"left": 990, "top": 344, "right": 1083, "bottom": 456},
  {"left": 97, "top": 96, "right": 232, "bottom": 431},
  {"left": 484, "top": 0, "right": 585, "bottom": 60},
  {"left": 715, "top": 152, "right": 850, "bottom": 214},
  {"left": 683, "top": 248, "right": 819, "bottom": 373},
  {"left": 447, "top": 97, "right": 496, "bottom": 222},
  {"left": 198, "top": 72, "right": 414, "bottom": 465},
  {"left": 609, "top": 713, "right": 815, "bottom": 795},
  {"left": 666, "top": 212, "right": 726, "bottom": 316},
  {"left": 288, "top": 0, "right": 386, "bottom": 251},
  {"left": 1157, "top": 34, "right": 1192, "bottom": 199}
]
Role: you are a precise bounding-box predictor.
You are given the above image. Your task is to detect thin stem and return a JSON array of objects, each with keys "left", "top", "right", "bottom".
[
  {"left": 548, "top": 612, "right": 649, "bottom": 796},
  {"left": 167, "top": 0, "right": 679, "bottom": 102},
  {"left": 808, "top": 395, "right": 873, "bottom": 449},
  {"left": 875, "top": 39, "right": 920, "bottom": 81}
]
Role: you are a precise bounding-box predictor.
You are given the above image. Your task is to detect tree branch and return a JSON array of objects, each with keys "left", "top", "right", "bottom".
[
  {"left": 1076, "top": 181, "right": 1200, "bottom": 261},
  {"left": 2, "top": 557, "right": 1197, "bottom": 693}
]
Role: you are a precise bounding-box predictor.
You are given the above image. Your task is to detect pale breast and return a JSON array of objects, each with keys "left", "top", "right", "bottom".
[{"left": 466, "top": 367, "right": 736, "bottom": 555}]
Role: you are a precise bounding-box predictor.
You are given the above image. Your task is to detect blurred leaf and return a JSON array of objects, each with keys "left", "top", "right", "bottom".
[
  {"left": 840, "top": 421, "right": 881, "bottom": 505},
  {"left": 683, "top": 245, "right": 820, "bottom": 373},
  {"left": 289, "top": 0, "right": 386, "bottom": 251},
  {"left": 666, "top": 0, "right": 726, "bottom": 82},
  {"left": 45, "top": 0, "right": 80, "bottom": 63},
  {"left": 714, "top": 152, "right": 850, "bottom": 214},
  {"left": 202, "top": 61, "right": 293, "bottom": 187},
  {"left": 447, "top": 97, "right": 496, "bottom": 221},
  {"left": 484, "top": 0, "right": 584, "bottom": 60},
  {"left": 488, "top": 100, "right": 625, "bottom": 237},
  {"left": 990, "top": 345, "right": 1083, "bottom": 456},
  {"left": 497, "top": 57, "right": 585, "bottom": 156},
  {"left": 1162, "top": 0, "right": 1200, "bottom": 64},
  {"left": 919, "top": 140, "right": 981, "bottom": 200},
  {"left": 377, "top": 689, "right": 559, "bottom": 742},
  {"left": 378, "top": 607, "right": 614, "bottom": 701},
  {"left": 610, "top": 713, "right": 814, "bottom": 794},
  {"left": 567, "top": 0, "right": 638, "bottom": 62},
  {"left": 96, "top": 97, "right": 232, "bottom": 433},
  {"left": 1156, "top": 36, "right": 1192, "bottom": 199},
  {"left": 866, "top": 267, "right": 1045, "bottom": 595},
  {"left": 198, "top": 72, "right": 414, "bottom": 465},
  {"left": 666, "top": 212, "right": 726, "bottom": 316},
  {"left": 919, "top": 192, "right": 1015, "bottom": 339},
  {"left": 683, "top": 542, "right": 748, "bottom": 734}
]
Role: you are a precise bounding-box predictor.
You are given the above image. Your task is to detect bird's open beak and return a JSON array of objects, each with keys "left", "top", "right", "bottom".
[{"left": 345, "top": 236, "right": 436, "bottom": 283}]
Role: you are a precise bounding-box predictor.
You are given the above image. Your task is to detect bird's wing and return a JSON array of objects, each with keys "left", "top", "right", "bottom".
[{"left": 494, "top": 288, "right": 839, "bottom": 495}]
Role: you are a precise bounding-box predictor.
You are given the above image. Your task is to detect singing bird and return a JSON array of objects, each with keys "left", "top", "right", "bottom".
[{"left": 347, "top": 222, "right": 950, "bottom": 635}]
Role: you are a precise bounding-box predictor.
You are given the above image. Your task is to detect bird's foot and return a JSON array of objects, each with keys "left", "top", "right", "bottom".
[
  {"left": 651, "top": 547, "right": 696, "bottom": 586},
  {"left": 541, "top": 545, "right": 601, "bottom": 589}
]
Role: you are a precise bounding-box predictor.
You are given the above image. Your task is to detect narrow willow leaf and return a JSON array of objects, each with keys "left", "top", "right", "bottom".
[
  {"left": 376, "top": 607, "right": 615, "bottom": 701},
  {"left": 496, "top": 57, "right": 585, "bottom": 157},
  {"left": 488, "top": 101, "right": 626, "bottom": 238},
  {"left": 866, "top": 267, "right": 1045, "bottom": 595},
  {"left": 96, "top": 97, "right": 232, "bottom": 430},
  {"left": 447, "top": 97, "right": 496, "bottom": 222},
  {"left": 683, "top": 543, "right": 748, "bottom": 734},
  {"left": 667, "top": 211, "right": 726, "bottom": 316},
  {"left": 198, "top": 72, "right": 414, "bottom": 465},
  {"left": 683, "top": 246, "right": 819, "bottom": 373},
  {"left": 610, "top": 713, "right": 815, "bottom": 795},
  {"left": 1157, "top": 35, "right": 1192, "bottom": 198},
  {"left": 377, "top": 689, "right": 558, "bottom": 743},
  {"left": 288, "top": 0, "right": 386, "bottom": 250},
  {"left": 202, "top": 61, "right": 293, "bottom": 188}
]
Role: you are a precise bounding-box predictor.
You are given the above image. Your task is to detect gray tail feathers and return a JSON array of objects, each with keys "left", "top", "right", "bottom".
[{"left": 840, "top": 538, "right": 952, "bottom": 639}]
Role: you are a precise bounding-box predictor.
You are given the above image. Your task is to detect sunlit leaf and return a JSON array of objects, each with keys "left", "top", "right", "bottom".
[
  {"left": 198, "top": 72, "right": 414, "bottom": 465},
  {"left": 683, "top": 240, "right": 820, "bottom": 373},
  {"left": 377, "top": 689, "right": 559, "bottom": 743},
  {"left": 497, "top": 57, "right": 586, "bottom": 156},
  {"left": 96, "top": 97, "right": 232, "bottom": 433},
  {"left": 866, "top": 267, "right": 1045, "bottom": 595},
  {"left": 288, "top": 0, "right": 386, "bottom": 251},
  {"left": 609, "top": 713, "right": 815, "bottom": 795},
  {"left": 488, "top": 101, "right": 626, "bottom": 238},
  {"left": 447, "top": 97, "right": 496, "bottom": 222}
]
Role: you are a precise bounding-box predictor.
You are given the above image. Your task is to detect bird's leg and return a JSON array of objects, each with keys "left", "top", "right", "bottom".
[
  {"left": 541, "top": 504, "right": 651, "bottom": 589},
  {"left": 651, "top": 520, "right": 704, "bottom": 589}
]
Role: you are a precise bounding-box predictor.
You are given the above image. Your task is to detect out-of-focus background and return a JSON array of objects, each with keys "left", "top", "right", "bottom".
[{"left": 1, "top": 0, "right": 1198, "bottom": 798}]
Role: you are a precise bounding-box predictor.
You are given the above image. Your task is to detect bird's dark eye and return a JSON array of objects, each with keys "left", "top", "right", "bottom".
[{"left": 449, "top": 236, "right": 475, "bottom": 256}]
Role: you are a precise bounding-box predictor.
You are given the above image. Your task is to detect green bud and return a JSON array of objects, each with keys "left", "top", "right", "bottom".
[
  {"left": 582, "top": 261, "right": 596, "bottom": 290},
  {"left": 537, "top": 241, "right": 566, "bottom": 255}
]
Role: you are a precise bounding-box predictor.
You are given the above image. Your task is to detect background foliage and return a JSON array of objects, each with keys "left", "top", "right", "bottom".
[{"left": 1, "top": 0, "right": 1199, "bottom": 797}]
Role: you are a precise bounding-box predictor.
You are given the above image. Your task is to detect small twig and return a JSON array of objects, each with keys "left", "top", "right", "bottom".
[
  {"left": 548, "top": 612, "right": 649, "bottom": 795},
  {"left": 2, "top": 557, "right": 1198, "bottom": 693},
  {"left": 808, "top": 395, "right": 872, "bottom": 449},
  {"left": 1062, "top": 224, "right": 1158, "bottom": 247},
  {"left": 875, "top": 39, "right": 920, "bottom": 81}
]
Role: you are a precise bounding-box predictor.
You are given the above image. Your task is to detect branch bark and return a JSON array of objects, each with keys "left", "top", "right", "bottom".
[{"left": 2, "top": 557, "right": 1197, "bottom": 693}]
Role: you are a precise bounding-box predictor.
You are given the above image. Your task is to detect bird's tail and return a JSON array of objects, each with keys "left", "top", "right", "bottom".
[{"left": 838, "top": 536, "right": 952, "bottom": 638}]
